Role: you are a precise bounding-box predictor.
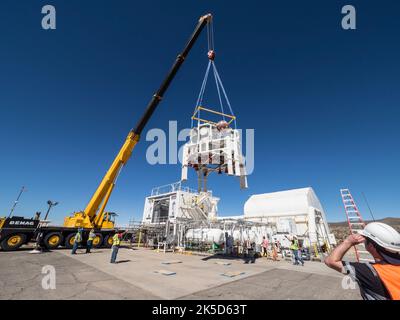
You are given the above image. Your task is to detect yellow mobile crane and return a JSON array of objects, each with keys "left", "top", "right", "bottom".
[{"left": 0, "top": 14, "right": 213, "bottom": 251}]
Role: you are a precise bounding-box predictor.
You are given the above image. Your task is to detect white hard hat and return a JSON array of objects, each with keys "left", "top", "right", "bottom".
[{"left": 360, "top": 222, "right": 400, "bottom": 253}]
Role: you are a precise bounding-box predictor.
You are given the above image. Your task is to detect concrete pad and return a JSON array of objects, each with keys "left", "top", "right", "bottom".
[
  {"left": 215, "top": 261, "right": 231, "bottom": 266},
  {"left": 58, "top": 248, "right": 274, "bottom": 299},
  {"left": 182, "top": 268, "right": 361, "bottom": 300},
  {"left": 154, "top": 270, "right": 176, "bottom": 276},
  {"left": 0, "top": 250, "right": 160, "bottom": 300},
  {"left": 221, "top": 271, "right": 245, "bottom": 278},
  {"left": 1, "top": 248, "right": 362, "bottom": 300},
  {"left": 161, "top": 260, "right": 182, "bottom": 265}
]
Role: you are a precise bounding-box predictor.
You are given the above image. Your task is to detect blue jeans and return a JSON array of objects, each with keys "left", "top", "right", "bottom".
[
  {"left": 110, "top": 245, "right": 119, "bottom": 263},
  {"left": 71, "top": 242, "right": 79, "bottom": 254},
  {"left": 86, "top": 240, "right": 93, "bottom": 253},
  {"left": 293, "top": 249, "right": 304, "bottom": 265}
]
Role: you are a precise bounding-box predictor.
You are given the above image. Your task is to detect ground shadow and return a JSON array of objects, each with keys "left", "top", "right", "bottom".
[
  {"left": 116, "top": 259, "right": 131, "bottom": 264},
  {"left": 201, "top": 254, "right": 248, "bottom": 262}
]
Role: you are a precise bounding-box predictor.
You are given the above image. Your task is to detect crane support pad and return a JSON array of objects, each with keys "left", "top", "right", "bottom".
[
  {"left": 161, "top": 260, "right": 182, "bottom": 265},
  {"left": 154, "top": 269, "right": 176, "bottom": 276},
  {"left": 221, "top": 271, "right": 245, "bottom": 278}
]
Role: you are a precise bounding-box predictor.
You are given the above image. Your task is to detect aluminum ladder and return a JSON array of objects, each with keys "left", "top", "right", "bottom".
[{"left": 340, "top": 189, "right": 374, "bottom": 262}]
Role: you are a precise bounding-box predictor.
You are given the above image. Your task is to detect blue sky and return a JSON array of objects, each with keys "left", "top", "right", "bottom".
[{"left": 0, "top": 0, "right": 399, "bottom": 225}]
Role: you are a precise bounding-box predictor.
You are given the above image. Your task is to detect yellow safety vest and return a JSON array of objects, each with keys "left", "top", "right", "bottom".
[
  {"left": 88, "top": 232, "right": 96, "bottom": 241},
  {"left": 75, "top": 232, "right": 82, "bottom": 243},
  {"left": 112, "top": 234, "right": 120, "bottom": 246},
  {"left": 290, "top": 240, "right": 299, "bottom": 251}
]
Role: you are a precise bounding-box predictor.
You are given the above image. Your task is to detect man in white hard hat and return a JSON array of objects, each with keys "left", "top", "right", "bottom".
[{"left": 325, "top": 222, "right": 400, "bottom": 300}]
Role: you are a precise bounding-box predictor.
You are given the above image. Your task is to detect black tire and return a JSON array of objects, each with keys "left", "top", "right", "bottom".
[
  {"left": 103, "top": 235, "right": 113, "bottom": 248},
  {"left": 92, "top": 233, "right": 103, "bottom": 248},
  {"left": 65, "top": 233, "right": 77, "bottom": 249},
  {"left": 43, "top": 232, "right": 63, "bottom": 250},
  {"left": 1, "top": 233, "right": 27, "bottom": 251}
]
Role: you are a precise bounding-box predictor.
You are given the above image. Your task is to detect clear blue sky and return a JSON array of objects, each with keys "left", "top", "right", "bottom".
[{"left": 0, "top": 0, "right": 399, "bottom": 225}]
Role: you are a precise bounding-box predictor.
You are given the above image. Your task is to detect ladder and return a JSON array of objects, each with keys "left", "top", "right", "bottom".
[{"left": 340, "top": 189, "right": 374, "bottom": 262}]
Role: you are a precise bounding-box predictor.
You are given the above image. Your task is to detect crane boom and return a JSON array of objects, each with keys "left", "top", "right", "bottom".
[{"left": 63, "top": 14, "right": 212, "bottom": 229}]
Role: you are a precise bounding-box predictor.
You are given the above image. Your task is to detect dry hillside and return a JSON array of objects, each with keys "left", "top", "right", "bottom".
[{"left": 329, "top": 217, "right": 400, "bottom": 244}]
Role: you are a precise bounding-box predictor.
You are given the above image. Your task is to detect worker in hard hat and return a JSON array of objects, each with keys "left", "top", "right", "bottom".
[
  {"left": 110, "top": 230, "right": 125, "bottom": 264},
  {"left": 290, "top": 238, "right": 304, "bottom": 266},
  {"left": 71, "top": 228, "right": 83, "bottom": 255},
  {"left": 86, "top": 229, "right": 96, "bottom": 254},
  {"left": 325, "top": 222, "right": 400, "bottom": 300}
]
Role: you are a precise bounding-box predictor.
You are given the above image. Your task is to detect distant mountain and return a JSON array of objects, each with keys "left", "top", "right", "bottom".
[
  {"left": 329, "top": 217, "right": 400, "bottom": 244},
  {"left": 329, "top": 217, "right": 400, "bottom": 228}
]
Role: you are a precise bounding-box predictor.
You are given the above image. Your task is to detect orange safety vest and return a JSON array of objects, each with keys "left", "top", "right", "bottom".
[{"left": 372, "top": 264, "right": 400, "bottom": 300}]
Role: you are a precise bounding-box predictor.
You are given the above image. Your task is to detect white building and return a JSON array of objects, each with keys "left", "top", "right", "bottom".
[
  {"left": 140, "top": 184, "right": 335, "bottom": 250},
  {"left": 243, "top": 187, "right": 335, "bottom": 247}
]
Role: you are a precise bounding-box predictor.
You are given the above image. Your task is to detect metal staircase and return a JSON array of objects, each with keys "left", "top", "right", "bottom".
[
  {"left": 340, "top": 189, "right": 374, "bottom": 262},
  {"left": 180, "top": 192, "right": 211, "bottom": 221}
]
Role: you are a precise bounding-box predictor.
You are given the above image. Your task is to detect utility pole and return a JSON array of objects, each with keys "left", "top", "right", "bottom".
[{"left": 8, "top": 186, "right": 26, "bottom": 218}]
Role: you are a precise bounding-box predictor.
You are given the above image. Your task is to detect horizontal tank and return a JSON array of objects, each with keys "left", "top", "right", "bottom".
[{"left": 185, "top": 228, "right": 225, "bottom": 244}]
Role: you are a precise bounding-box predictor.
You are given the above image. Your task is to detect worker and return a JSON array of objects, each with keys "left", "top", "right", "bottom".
[
  {"left": 297, "top": 240, "right": 305, "bottom": 265},
  {"left": 261, "top": 236, "right": 269, "bottom": 258},
  {"left": 325, "top": 222, "right": 400, "bottom": 300},
  {"left": 71, "top": 228, "right": 83, "bottom": 254},
  {"left": 276, "top": 240, "right": 281, "bottom": 253},
  {"left": 86, "top": 229, "right": 96, "bottom": 254},
  {"left": 272, "top": 241, "right": 279, "bottom": 261},
  {"left": 244, "top": 239, "right": 256, "bottom": 264},
  {"left": 228, "top": 235, "right": 234, "bottom": 256},
  {"left": 290, "top": 237, "right": 304, "bottom": 266},
  {"left": 110, "top": 230, "right": 124, "bottom": 264}
]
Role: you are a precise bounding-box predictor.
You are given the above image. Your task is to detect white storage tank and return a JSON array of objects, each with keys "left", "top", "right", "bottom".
[{"left": 185, "top": 228, "right": 225, "bottom": 244}]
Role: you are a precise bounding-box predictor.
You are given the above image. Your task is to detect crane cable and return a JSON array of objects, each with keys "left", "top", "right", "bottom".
[{"left": 192, "top": 19, "right": 236, "bottom": 129}]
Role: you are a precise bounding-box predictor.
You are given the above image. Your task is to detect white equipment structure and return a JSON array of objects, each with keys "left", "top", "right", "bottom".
[
  {"left": 243, "top": 187, "right": 336, "bottom": 249},
  {"left": 141, "top": 182, "right": 219, "bottom": 225},
  {"left": 181, "top": 117, "right": 248, "bottom": 190}
]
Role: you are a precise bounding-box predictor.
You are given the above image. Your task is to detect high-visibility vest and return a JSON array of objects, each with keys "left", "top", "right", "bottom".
[
  {"left": 88, "top": 232, "right": 96, "bottom": 241},
  {"left": 112, "top": 234, "right": 120, "bottom": 246},
  {"left": 290, "top": 240, "right": 299, "bottom": 251},
  {"left": 372, "top": 264, "right": 400, "bottom": 300},
  {"left": 75, "top": 232, "right": 82, "bottom": 243}
]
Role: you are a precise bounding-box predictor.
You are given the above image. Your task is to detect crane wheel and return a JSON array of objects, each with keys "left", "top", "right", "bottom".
[
  {"left": 92, "top": 233, "right": 103, "bottom": 248},
  {"left": 65, "top": 233, "right": 76, "bottom": 249},
  {"left": 103, "top": 235, "right": 113, "bottom": 248},
  {"left": 1, "top": 233, "right": 26, "bottom": 251},
  {"left": 43, "top": 232, "right": 63, "bottom": 250}
]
